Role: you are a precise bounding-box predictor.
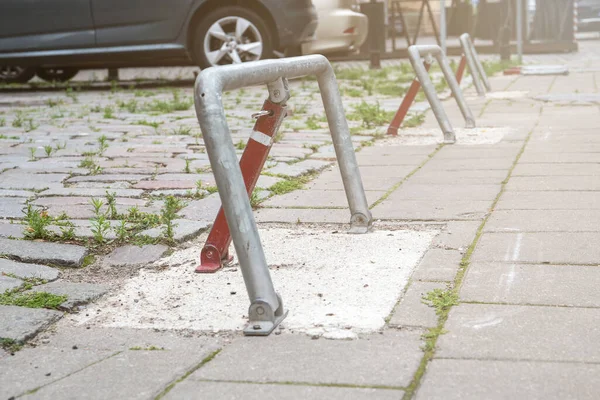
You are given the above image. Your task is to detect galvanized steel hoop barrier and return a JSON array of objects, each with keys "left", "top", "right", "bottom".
[
  {"left": 407, "top": 44, "right": 476, "bottom": 144},
  {"left": 193, "top": 55, "right": 373, "bottom": 336},
  {"left": 458, "top": 33, "right": 492, "bottom": 96}
]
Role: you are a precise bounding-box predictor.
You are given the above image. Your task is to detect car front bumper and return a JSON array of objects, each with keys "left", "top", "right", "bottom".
[{"left": 302, "top": 9, "right": 368, "bottom": 55}]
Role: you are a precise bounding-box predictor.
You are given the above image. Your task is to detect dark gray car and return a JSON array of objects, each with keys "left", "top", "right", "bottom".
[{"left": 0, "top": 0, "right": 318, "bottom": 83}]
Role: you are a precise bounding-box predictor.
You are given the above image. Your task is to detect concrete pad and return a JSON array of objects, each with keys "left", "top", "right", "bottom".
[
  {"left": 424, "top": 157, "right": 515, "bottom": 170},
  {"left": 437, "top": 303, "right": 600, "bottom": 362},
  {"left": 23, "top": 348, "right": 217, "bottom": 400},
  {"left": 0, "top": 347, "right": 113, "bottom": 399},
  {"left": 193, "top": 330, "right": 423, "bottom": 387},
  {"left": 496, "top": 191, "right": 600, "bottom": 210},
  {"left": 485, "top": 210, "right": 600, "bottom": 232},
  {"left": 165, "top": 381, "right": 403, "bottom": 400},
  {"left": 506, "top": 176, "right": 600, "bottom": 191},
  {"left": 373, "top": 199, "right": 491, "bottom": 221},
  {"left": 389, "top": 281, "right": 447, "bottom": 327},
  {"left": 519, "top": 152, "right": 600, "bottom": 163},
  {"left": 262, "top": 189, "right": 385, "bottom": 208},
  {"left": 72, "top": 227, "right": 436, "bottom": 337},
  {"left": 472, "top": 232, "right": 600, "bottom": 264},
  {"left": 307, "top": 166, "right": 415, "bottom": 191},
  {"left": 412, "top": 249, "right": 464, "bottom": 281},
  {"left": 0, "top": 305, "right": 62, "bottom": 342},
  {"left": 461, "top": 262, "right": 600, "bottom": 307},
  {"left": 416, "top": 359, "right": 600, "bottom": 400}
]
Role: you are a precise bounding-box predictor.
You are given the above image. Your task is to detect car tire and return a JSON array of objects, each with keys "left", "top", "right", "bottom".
[
  {"left": 0, "top": 66, "right": 36, "bottom": 84},
  {"left": 192, "top": 6, "right": 273, "bottom": 69},
  {"left": 36, "top": 68, "right": 79, "bottom": 83}
]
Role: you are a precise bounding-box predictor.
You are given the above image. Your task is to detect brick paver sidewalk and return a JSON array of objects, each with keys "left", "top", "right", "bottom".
[{"left": 1, "top": 40, "right": 599, "bottom": 399}]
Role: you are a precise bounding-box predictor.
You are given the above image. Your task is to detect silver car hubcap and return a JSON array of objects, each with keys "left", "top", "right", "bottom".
[
  {"left": 0, "top": 66, "right": 26, "bottom": 79},
  {"left": 204, "top": 16, "right": 263, "bottom": 66}
]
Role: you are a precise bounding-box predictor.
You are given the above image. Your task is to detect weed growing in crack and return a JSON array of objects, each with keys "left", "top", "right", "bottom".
[
  {"left": 305, "top": 115, "right": 320, "bottom": 130},
  {"left": 23, "top": 205, "right": 52, "bottom": 239},
  {"left": 105, "top": 191, "right": 118, "bottom": 219},
  {"left": 422, "top": 288, "right": 459, "bottom": 317},
  {"left": 348, "top": 101, "right": 395, "bottom": 128},
  {"left": 160, "top": 196, "right": 183, "bottom": 242},
  {"left": 403, "top": 113, "right": 426, "bottom": 128},
  {"left": 79, "top": 156, "right": 102, "bottom": 175},
  {"left": 183, "top": 158, "right": 192, "bottom": 173},
  {"left": 103, "top": 106, "right": 115, "bottom": 119}
]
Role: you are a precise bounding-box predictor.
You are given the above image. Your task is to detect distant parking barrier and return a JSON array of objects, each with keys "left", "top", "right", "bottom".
[
  {"left": 407, "top": 44, "right": 476, "bottom": 143},
  {"left": 194, "top": 55, "right": 372, "bottom": 335},
  {"left": 457, "top": 33, "right": 492, "bottom": 96}
]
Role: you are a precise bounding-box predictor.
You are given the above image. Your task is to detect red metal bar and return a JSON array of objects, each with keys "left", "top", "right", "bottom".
[
  {"left": 197, "top": 100, "right": 287, "bottom": 273},
  {"left": 455, "top": 54, "right": 467, "bottom": 84},
  {"left": 387, "top": 62, "right": 431, "bottom": 136}
]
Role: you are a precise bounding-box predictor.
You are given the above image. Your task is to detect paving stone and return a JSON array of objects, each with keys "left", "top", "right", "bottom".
[
  {"left": 389, "top": 184, "right": 501, "bottom": 201},
  {"left": 133, "top": 180, "right": 197, "bottom": 190},
  {"left": 412, "top": 249, "right": 464, "bottom": 281},
  {"left": 409, "top": 169, "right": 507, "bottom": 185},
  {"left": 38, "top": 188, "right": 144, "bottom": 198},
  {"left": 266, "top": 159, "right": 331, "bottom": 177},
  {"left": 431, "top": 220, "right": 480, "bottom": 249},
  {"left": 372, "top": 199, "right": 490, "bottom": 221},
  {"left": 389, "top": 281, "right": 447, "bottom": 328},
  {"left": 308, "top": 165, "right": 414, "bottom": 191},
  {"left": 0, "top": 305, "right": 62, "bottom": 342},
  {"left": 437, "top": 303, "right": 600, "bottom": 362},
  {"left": 416, "top": 358, "right": 600, "bottom": 400},
  {"left": 37, "top": 326, "right": 221, "bottom": 352},
  {"left": 0, "top": 197, "right": 26, "bottom": 219},
  {"left": 30, "top": 281, "right": 108, "bottom": 310},
  {"left": 0, "top": 238, "right": 88, "bottom": 267},
  {"left": 485, "top": 210, "right": 600, "bottom": 232},
  {"left": 512, "top": 163, "right": 600, "bottom": 176},
  {"left": 0, "top": 222, "right": 25, "bottom": 238},
  {"left": 256, "top": 174, "right": 283, "bottom": 189},
  {"left": 434, "top": 144, "right": 521, "bottom": 160},
  {"left": 496, "top": 191, "right": 600, "bottom": 210},
  {"left": 506, "top": 176, "right": 600, "bottom": 191},
  {"left": 424, "top": 157, "right": 515, "bottom": 170},
  {"left": 0, "top": 172, "right": 68, "bottom": 190},
  {"left": 67, "top": 174, "right": 150, "bottom": 183},
  {"left": 519, "top": 152, "right": 600, "bottom": 163},
  {"left": 0, "top": 259, "right": 60, "bottom": 281},
  {"left": 194, "top": 330, "right": 423, "bottom": 387},
  {"left": 262, "top": 189, "right": 385, "bottom": 208},
  {"left": 254, "top": 207, "right": 350, "bottom": 224},
  {"left": 0, "top": 275, "right": 23, "bottom": 292},
  {"left": 461, "top": 262, "right": 600, "bottom": 307},
  {"left": 178, "top": 193, "right": 221, "bottom": 222},
  {"left": 0, "top": 189, "right": 35, "bottom": 197},
  {"left": 104, "top": 244, "right": 168, "bottom": 267},
  {"left": 472, "top": 232, "right": 600, "bottom": 264},
  {"left": 165, "top": 381, "right": 403, "bottom": 400},
  {"left": 0, "top": 346, "right": 114, "bottom": 399},
  {"left": 22, "top": 348, "right": 217, "bottom": 400},
  {"left": 138, "top": 219, "right": 210, "bottom": 242}
]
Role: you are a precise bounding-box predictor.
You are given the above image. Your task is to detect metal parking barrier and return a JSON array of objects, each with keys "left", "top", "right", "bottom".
[
  {"left": 457, "top": 33, "right": 492, "bottom": 96},
  {"left": 387, "top": 61, "right": 431, "bottom": 136},
  {"left": 407, "top": 45, "right": 476, "bottom": 144},
  {"left": 194, "top": 55, "right": 373, "bottom": 335}
]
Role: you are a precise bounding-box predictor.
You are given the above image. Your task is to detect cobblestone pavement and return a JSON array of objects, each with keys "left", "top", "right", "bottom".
[{"left": 1, "top": 40, "right": 600, "bottom": 399}]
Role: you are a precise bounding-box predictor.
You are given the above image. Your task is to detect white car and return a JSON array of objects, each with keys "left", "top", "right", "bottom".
[{"left": 302, "top": 0, "right": 368, "bottom": 55}]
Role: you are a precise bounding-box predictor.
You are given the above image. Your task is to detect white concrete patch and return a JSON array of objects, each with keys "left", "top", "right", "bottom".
[
  {"left": 70, "top": 227, "right": 437, "bottom": 338},
  {"left": 376, "top": 126, "right": 512, "bottom": 146}
]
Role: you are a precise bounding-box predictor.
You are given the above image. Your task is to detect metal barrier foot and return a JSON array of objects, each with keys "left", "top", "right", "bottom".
[
  {"left": 244, "top": 293, "right": 288, "bottom": 336},
  {"left": 349, "top": 211, "right": 372, "bottom": 234}
]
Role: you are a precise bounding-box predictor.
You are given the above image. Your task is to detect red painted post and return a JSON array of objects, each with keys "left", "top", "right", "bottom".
[
  {"left": 197, "top": 100, "right": 287, "bottom": 273},
  {"left": 455, "top": 54, "right": 467, "bottom": 84},
  {"left": 387, "top": 62, "right": 431, "bottom": 136}
]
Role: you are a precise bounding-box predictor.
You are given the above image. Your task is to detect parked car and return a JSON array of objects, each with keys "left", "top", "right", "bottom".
[
  {"left": 302, "top": 0, "right": 368, "bottom": 56},
  {"left": 578, "top": 0, "right": 600, "bottom": 32},
  {"left": 0, "top": 0, "right": 318, "bottom": 83}
]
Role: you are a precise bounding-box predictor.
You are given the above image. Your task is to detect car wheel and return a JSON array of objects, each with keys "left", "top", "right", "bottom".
[
  {"left": 192, "top": 6, "right": 273, "bottom": 68},
  {"left": 0, "top": 66, "right": 36, "bottom": 84},
  {"left": 36, "top": 67, "right": 79, "bottom": 83}
]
